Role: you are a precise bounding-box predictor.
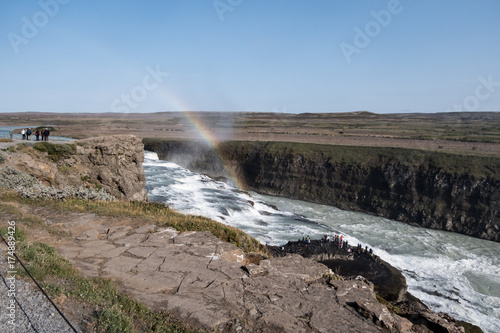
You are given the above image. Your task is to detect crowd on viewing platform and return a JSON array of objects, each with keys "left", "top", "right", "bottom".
[
  {"left": 9, "top": 128, "right": 50, "bottom": 141},
  {"left": 267, "top": 234, "right": 376, "bottom": 262}
]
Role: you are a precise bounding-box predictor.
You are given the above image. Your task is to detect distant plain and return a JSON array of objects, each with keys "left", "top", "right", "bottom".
[{"left": 1, "top": 111, "right": 499, "bottom": 156}]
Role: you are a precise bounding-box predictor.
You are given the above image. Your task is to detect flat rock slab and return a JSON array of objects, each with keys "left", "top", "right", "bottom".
[
  {"left": 77, "top": 241, "right": 116, "bottom": 258},
  {"left": 103, "top": 256, "right": 143, "bottom": 272},
  {"left": 134, "top": 224, "right": 156, "bottom": 233},
  {"left": 141, "top": 228, "right": 177, "bottom": 246},
  {"left": 124, "top": 271, "right": 185, "bottom": 295},
  {"left": 114, "top": 233, "right": 148, "bottom": 246},
  {"left": 99, "top": 245, "right": 129, "bottom": 259},
  {"left": 126, "top": 246, "right": 157, "bottom": 258},
  {"left": 107, "top": 226, "right": 133, "bottom": 240}
]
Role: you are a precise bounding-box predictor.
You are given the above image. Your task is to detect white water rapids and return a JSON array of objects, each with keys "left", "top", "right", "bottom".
[{"left": 144, "top": 151, "right": 500, "bottom": 333}]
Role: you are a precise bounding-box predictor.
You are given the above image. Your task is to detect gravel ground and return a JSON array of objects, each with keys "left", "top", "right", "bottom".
[{"left": 0, "top": 241, "right": 80, "bottom": 333}]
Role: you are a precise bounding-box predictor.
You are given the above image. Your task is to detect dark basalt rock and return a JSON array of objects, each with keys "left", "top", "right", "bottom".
[
  {"left": 268, "top": 238, "right": 482, "bottom": 333},
  {"left": 268, "top": 239, "right": 408, "bottom": 302}
]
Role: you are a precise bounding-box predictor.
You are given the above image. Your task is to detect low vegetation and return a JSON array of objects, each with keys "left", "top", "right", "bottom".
[
  {"left": 33, "top": 141, "right": 77, "bottom": 162},
  {"left": 0, "top": 167, "right": 115, "bottom": 201}
]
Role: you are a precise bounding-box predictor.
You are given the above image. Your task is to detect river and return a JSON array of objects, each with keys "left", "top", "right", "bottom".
[
  {"left": 0, "top": 125, "right": 73, "bottom": 141},
  {"left": 143, "top": 151, "right": 500, "bottom": 333}
]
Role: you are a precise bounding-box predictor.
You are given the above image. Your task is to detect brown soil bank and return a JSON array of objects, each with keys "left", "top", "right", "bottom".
[{"left": 144, "top": 139, "right": 500, "bottom": 243}]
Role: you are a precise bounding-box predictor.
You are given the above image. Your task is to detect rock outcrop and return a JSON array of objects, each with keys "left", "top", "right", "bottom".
[
  {"left": 74, "top": 135, "right": 148, "bottom": 201},
  {"left": 143, "top": 139, "right": 500, "bottom": 242},
  {"left": 268, "top": 239, "right": 408, "bottom": 303},
  {"left": 1, "top": 135, "right": 148, "bottom": 201},
  {"left": 267, "top": 238, "right": 474, "bottom": 332}
]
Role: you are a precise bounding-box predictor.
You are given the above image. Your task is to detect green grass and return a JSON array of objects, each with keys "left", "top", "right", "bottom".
[
  {"left": 0, "top": 201, "right": 72, "bottom": 237},
  {"left": 7, "top": 143, "right": 30, "bottom": 152},
  {"left": 93, "top": 306, "right": 134, "bottom": 333},
  {"left": 375, "top": 295, "right": 402, "bottom": 315},
  {"left": 58, "top": 164, "right": 73, "bottom": 174},
  {"left": 0, "top": 224, "right": 26, "bottom": 243},
  {"left": 33, "top": 142, "right": 77, "bottom": 162}
]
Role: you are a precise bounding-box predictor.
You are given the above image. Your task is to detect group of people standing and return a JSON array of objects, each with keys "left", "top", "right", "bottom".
[
  {"left": 356, "top": 243, "right": 374, "bottom": 256},
  {"left": 323, "top": 234, "right": 350, "bottom": 250},
  {"left": 11, "top": 128, "right": 50, "bottom": 141}
]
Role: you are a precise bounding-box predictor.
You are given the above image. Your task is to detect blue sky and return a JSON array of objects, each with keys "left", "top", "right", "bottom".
[{"left": 0, "top": 0, "right": 499, "bottom": 114}]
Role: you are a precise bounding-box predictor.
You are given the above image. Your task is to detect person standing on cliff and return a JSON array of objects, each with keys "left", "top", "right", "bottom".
[
  {"left": 9, "top": 128, "right": 13, "bottom": 140},
  {"left": 21, "top": 128, "right": 26, "bottom": 140},
  {"left": 45, "top": 128, "right": 50, "bottom": 141},
  {"left": 35, "top": 129, "right": 40, "bottom": 141}
]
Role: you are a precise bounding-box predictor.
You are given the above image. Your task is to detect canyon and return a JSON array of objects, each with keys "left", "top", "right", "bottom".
[
  {"left": 144, "top": 139, "right": 500, "bottom": 243},
  {"left": 0, "top": 137, "right": 476, "bottom": 332}
]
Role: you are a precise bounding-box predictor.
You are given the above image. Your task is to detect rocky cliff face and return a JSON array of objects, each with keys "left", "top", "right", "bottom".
[
  {"left": 144, "top": 139, "right": 500, "bottom": 242},
  {"left": 1, "top": 135, "right": 148, "bottom": 201},
  {"left": 74, "top": 135, "right": 148, "bottom": 201}
]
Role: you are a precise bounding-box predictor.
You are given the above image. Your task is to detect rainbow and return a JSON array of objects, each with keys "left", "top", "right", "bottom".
[
  {"left": 182, "top": 111, "right": 245, "bottom": 190},
  {"left": 158, "top": 89, "right": 245, "bottom": 190}
]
